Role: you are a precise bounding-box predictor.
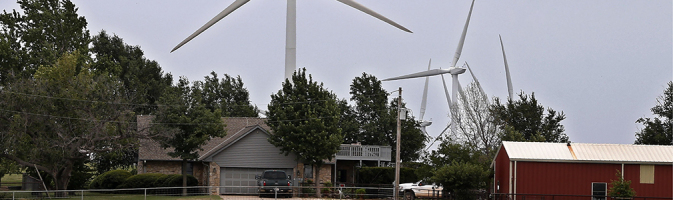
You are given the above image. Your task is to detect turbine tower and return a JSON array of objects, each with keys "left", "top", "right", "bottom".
[
  {"left": 171, "top": 0, "right": 412, "bottom": 80},
  {"left": 383, "top": 0, "right": 475, "bottom": 134}
]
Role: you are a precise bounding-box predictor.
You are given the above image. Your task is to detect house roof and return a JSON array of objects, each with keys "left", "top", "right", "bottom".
[
  {"left": 497, "top": 141, "right": 673, "bottom": 164},
  {"left": 138, "top": 116, "right": 270, "bottom": 161}
]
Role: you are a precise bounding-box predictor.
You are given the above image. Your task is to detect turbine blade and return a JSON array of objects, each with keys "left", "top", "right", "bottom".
[
  {"left": 426, "top": 123, "right": 451, "bottom": 151},
  {"left": 500, "top": 34, "right": 514, "bottom": 101},
  {"left": 440, "top": 73, "right": 452, "bottom": 111},
  {"left": 171, "top": 0, "right": 251, "bottom": 53},
  {"left": 465, "top": 62, "right": 489, "bottom": 103},
  {"left": 383, "top": 69, "right": 450, "bottom": 81},
  {"left": 450, "top": 0, "right": 475, "bottom": 67},
  {"left": 285, "top": 0, "right": 297, "bottom": 80},
  {"left": 337, "top": 0, "right": 412, "bottom": 33},
  {"left": 420, "top": 59, "right": 431, "bottom": 120}
]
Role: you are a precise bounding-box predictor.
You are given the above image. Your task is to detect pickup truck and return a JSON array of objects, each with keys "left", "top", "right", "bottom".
[
  {"left": 255, "top": 170, "right": 293, "bottom": 198},
  {"left": 399, "top": 181, "right": 443, "bottom": 200}
]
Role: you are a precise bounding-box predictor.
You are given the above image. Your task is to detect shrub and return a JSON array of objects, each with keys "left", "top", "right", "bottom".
[
  {"left": 157, "top": 174, "right": 198, "bottom": 187},
  {"left": 117, "top": 173, "right": 164, "bottom": 189},
  {"left": 89, "top": 170, "right": 132, "bottom": 189},
  {"left": 357, "top": 167, "right": 418, "bottom": 184},
  {"left": 608, "top": 170, "right": 636, "bottom": 198}
]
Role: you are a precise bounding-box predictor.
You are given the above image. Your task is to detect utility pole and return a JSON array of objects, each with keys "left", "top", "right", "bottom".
[{"left": 394, "top": 87, "right": 402, "bottom": 200}]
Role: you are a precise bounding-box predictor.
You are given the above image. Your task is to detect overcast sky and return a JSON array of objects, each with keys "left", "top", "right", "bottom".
[{"left": 2, "top": 1, "right": 671, "bottom": 147}]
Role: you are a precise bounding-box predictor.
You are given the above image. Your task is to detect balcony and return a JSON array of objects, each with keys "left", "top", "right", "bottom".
[{"left": 336, "top": 144, "right": 391, "bottom": 162}]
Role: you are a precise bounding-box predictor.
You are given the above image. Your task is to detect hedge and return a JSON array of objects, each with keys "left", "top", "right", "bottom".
[
  {"left": 89, "top": 170, "right": 132, "bottom": 189},
  {"left": 357, "top": 167, "right": 418, "bottom": 184}
]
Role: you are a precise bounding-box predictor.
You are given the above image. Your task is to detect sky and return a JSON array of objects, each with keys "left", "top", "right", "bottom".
[{"left": 2, "top": 0, "right": 672, "bottom": 148}]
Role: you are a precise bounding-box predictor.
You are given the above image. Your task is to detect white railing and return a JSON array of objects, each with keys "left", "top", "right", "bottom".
[{"left": 336, "top": 144, "right": 391, "bottom": 161}]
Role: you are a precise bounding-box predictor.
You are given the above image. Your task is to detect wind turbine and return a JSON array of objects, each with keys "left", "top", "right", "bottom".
[
  {"left": 499, "top": 34, "right": 514, "bottom": 101},
  {"left": 383, "top": 0, "right": 475, "bottom": 135},
  {"left": 171, "top": 0, "right": 412, "bottom": 80}
]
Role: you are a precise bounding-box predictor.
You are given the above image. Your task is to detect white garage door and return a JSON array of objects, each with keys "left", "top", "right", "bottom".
[{"left": 220, "top": 167, "right": 293, "bottom": 194}]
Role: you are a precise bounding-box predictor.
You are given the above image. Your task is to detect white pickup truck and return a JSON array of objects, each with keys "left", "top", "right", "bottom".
[{"left": 399, "top": 181, "right": 443, "bottom": 200}]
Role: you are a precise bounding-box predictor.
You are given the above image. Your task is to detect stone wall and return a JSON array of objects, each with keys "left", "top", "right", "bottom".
[{"left": 208, "top": 162, "right": 221, "bottom": 194}]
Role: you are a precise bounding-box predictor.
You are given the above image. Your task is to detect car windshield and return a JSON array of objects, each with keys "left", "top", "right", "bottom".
[{"left": 264, "top": 171, "right": 286, "bottom": 179}]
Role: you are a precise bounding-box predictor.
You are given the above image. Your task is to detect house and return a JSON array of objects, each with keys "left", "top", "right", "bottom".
[
  {"left": 137, "top": 116, "right": 391, "bottom": 194},
  {"left": 492, "top": 141, "right": 673, "bottom": 198}
]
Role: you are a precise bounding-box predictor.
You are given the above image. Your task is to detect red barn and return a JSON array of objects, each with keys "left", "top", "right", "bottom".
[{"left": 492, "top": 141, "right": 673, "bottom": 198}]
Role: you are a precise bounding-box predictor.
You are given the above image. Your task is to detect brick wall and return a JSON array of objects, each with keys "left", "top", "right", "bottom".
[{"left": 140, "top": 161, "right": 182, "bottom": 174}]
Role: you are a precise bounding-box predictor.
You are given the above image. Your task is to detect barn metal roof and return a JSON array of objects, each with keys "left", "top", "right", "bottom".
[{"left": 501, "top": 141, "right": 673, "bottom": 164}]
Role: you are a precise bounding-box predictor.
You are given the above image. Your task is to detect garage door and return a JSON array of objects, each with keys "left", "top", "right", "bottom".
[{"left": 220, "top": 167, "right": 293, "bottom": 194}]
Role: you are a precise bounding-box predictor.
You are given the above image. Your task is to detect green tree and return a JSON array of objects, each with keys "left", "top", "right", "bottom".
[
  {"left": 424, "top": 139, "right": 490, "bottom": 199},
  {"left": 348, "top": 73, "right": 427, "bottom": 162},
  {"left": 197, "top": 71, "right": 259, "bottom": 117},
  {"left": 490, "top": 92, "right": 569, "bottom": 142},
  {"left": 266, "top": 68, "right": 343, "bottom": 197},
  {"left": 390, "top": 97, "right": 428, "bottom": 162},
  {"left": 89, "top": 31, "right": 174, "bottom": 174},
  {"left": 0, "top": 0, "right": 89, "bottom": 85},
  {"left": 349, "top": 73, "right": 394, "bottom": 145},
  {"left": 90, "top": 31, "right": 173, "bottom": 115},
  {"left": 635, "top": 81, "right": 672, "bottom": 145},
  {"left": 431, "top": 161, "right": 489, "bottom": 199},
  {"left": 151, "top": 77, "right": 225, "bottom": 195},
  {"left": 0, "top": 52, "right": 138, "bottom": 192},
  {"left": 608, "top": 170, "right": 636, "bottom": 197}
]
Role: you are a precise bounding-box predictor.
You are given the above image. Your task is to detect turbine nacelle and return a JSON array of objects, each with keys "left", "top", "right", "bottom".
[
  {"left": 448, "top": 67, "right": 466, "bottom": 75},
  {"left": 420, "top": 120, "right": 432, "bottom": 127}
]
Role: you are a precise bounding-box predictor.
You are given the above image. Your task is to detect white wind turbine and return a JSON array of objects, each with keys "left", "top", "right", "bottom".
[
  {"left": 383, "top": 0, "right": 475, "bottom": 135},
  {"left": 170, "top": 0, "right": 412, "bottom": 80}
]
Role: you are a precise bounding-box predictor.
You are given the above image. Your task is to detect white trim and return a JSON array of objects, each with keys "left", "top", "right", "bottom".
[
  {"left": 513, "top": 161, "right": 517, "bottom": 196},
  {"left": 509, "top": 161, "right": 512, "bottom": 194},
  {"left": 508, "top": 158, "right": 673, "bottom": 165}
]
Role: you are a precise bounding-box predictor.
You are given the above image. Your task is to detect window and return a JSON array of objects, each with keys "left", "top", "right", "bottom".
[
  {"left": 304, "top": 164, "right": 313, "bottom": 178},
  {"left": 186, "top": 162, "right": 193, "bottom": 176},
  {"left": 338, "top": 170, "right": 347, "bottom": 182},
  {"left": 640, "top": 165, "right": 655, "bottom": 184},
  {"left": 592, "top": 182, "right": 606, "bottom": 200}
]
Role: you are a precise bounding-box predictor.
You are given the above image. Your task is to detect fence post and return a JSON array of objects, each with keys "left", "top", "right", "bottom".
[
  {"left": 144, "top": 188, "right": 147, "bottom": 200},
  {"left": 81, "top": 190, "right": 84, "bottom": 200}
]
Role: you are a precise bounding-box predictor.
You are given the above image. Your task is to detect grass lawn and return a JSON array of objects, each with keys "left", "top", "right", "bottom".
[
  {"left": 0, "top": 174, "right": 21, "bottom": 187},
  {"left": 0, "top": 193, "right": 222, "bottom": 200},
  {"left": 81, "top": 194, "right": 222, "bottom": 200}
]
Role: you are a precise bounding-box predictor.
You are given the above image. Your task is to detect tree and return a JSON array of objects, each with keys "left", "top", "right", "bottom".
[
  {"left": 197, "top": 71, "right": 259, "bottom": 117},
  {"left": 424, "top": 138, "right": 490, "bottom": 198},
  {"left": 635, "top": 81, "right": 672, "bottom": 145},
  {"left": 490, "top": 92, "right": 569, "bottom": 143},
  {"left": 0, "top": 52, "right": 139, "bottom": 192},
  {"left": 266, "top": 68, "right": 343, "bottom": 197},
  {"left": 451, "top": 82, "right": 500, "bottom": 157},
  {"left": 89, "top": 31, "right": 174, "bottom": 173},
  {"left": 390, "top": 97, "right": 428, "bottom": 162},
  {"left": 0, "top": 0, "right": 90, "bottom": 85},
  {"left": 151, "top": 77, "right": 225, "bottom": 195},
  {"left": 348, "top": 73, "right": 394, "bottom": 145},
  {"left": 608, "top": 170, "right": 636, "bottom": 198},
  {"left": 348, "top": 73, "right": 427, "bottom": 162},
  {"left": 90, "top": 31, "right": 173, "bottom": 115}
]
